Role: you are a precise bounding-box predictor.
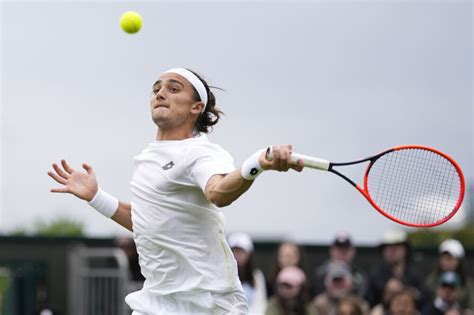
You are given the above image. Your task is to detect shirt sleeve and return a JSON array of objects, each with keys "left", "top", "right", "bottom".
[{"left": 188, "top": 143, "right": 236, "bottom": 192}]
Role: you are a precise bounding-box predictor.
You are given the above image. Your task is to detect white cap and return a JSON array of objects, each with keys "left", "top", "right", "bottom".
[
  {"left": 439, "top": 239, "right": 465, "bottom": 258},
  {"left": 227, "top": 232, "right": 254, "bottom": 253},
  {"left": 380, "top": 229, "right": 408, "bottom": 246}
]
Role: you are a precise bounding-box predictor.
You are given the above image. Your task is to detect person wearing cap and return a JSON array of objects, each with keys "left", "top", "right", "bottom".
[
  {"left": 228, "top": 232, "right": 268, "bottom": 315},
  {"left": 310, "top": 232, "right": 367, "bottom": 299},
  {"left": 421, "top": 271, "right": 470, "bottom": 315},
  {"left": 266, "top": 266, "right": 317, "bottom": 315},
  {"left": 365, "top": 230, "right": 427, "bottom": 309},
  {"left": 48, "top": 68, "right": 305, "bottom": 314},
  {"left": 313, "top": 261, "right": 369, "bottom": 315},
  {"left": 115, "top": 236, "right": 145, "bottom": 294},
  {"left": 425, "top": 239, "right": 474, "bottom": 311},
  {"left": 268, "top": 241, "right": 308, "bottom": 298}
]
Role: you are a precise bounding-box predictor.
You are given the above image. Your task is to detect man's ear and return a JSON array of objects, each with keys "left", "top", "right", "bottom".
[{"left": 191, "top": 102, "right": 204, "bottom": 115}]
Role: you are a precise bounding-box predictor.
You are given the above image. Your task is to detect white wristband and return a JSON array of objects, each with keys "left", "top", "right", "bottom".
[
  {"left": 241, "top": 149, "right": 265, "bottom": 180},
  {"left": 88, "top": 188, "right": 119, "bottom": 218}
]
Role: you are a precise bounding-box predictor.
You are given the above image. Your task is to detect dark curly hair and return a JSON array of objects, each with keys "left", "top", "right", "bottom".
[{"left": 187, "top": 69, "right": 223, "bottom": 133}]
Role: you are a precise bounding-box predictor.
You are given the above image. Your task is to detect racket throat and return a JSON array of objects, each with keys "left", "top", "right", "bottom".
[{"left": 328, "top": 166, "right": 358, "bottom": 188}]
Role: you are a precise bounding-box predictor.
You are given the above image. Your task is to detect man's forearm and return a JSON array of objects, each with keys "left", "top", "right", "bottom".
[
  {"left": 206, "top": 170, "right": 254, "bottom": 207},
  {"left": 111, "top": 201, "right": 133, "bottom": 231}
]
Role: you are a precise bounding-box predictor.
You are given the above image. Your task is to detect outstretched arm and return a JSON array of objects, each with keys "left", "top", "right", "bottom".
[
  {"left": 205, "top": 144, "right": 304, "bottom": 207},
  {"left": 48, "top": 160, "right": 133, "bottom": 232},
  {"left": 111, "top": 202, "right": 133, "bottom": 231}
]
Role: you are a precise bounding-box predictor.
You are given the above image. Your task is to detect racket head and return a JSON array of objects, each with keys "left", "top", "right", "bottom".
[{"left": 362, "top": 145, "right": 465, "bottom": 227}]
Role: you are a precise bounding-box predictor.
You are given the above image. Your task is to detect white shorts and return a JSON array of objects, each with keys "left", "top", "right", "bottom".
[{"left": 126, "top": 288, "right": 248, "bottom": 315}]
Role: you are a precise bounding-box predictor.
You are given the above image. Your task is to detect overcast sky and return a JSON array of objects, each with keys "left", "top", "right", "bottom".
[{"left": 1, "top": 0, "right": 472, "bottom": 245}]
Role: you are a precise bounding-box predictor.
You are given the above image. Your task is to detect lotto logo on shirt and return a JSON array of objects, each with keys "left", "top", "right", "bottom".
[{"left": 162, "top": 161, "right": 175, "bottom": 170}]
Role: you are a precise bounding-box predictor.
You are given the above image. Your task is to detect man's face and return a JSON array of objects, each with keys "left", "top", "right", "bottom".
[
  {"left": 437, "top": 284, "right": 460, "bottom": 304},
  {"left": 150, "top": 73, "right": 202, "bottom": 130},
  {"left": 326, "top": 277, "right": 352, "bottom": 299},
  {"left": 439, "top": 253, "right": 459, "bottom": 271},
  {"left": 382, "top": 244, "right": 407, "bottom": 265},
  {"left": 330, "top": 245, "right": 355, "bottom": 263}
]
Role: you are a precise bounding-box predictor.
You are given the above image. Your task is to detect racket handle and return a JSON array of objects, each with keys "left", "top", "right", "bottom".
[{"left": 265, "top": 147, "right": 330, "bottom": 171}]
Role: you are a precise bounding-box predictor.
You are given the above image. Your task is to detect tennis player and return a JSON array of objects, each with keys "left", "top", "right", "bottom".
[{"left": 48, "top": 68, "right": 304, "bottom": 314}]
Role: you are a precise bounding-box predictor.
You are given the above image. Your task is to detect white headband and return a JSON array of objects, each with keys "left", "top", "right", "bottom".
[{"left": 163, "top": 68, "right": 208, "bottom": 112}]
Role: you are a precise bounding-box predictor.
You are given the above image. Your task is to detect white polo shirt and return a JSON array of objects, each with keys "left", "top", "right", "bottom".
[{"left": 128, "top": 134, "right": 240, "bottom": 298}]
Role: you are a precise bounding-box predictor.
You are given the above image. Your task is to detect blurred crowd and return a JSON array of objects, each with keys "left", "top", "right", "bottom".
[
  {"left": 116, "top": 230, "right": 473, "bottom": 315},
  {"left": 225, "top": 230, "right": 473, "bottom": 315}
]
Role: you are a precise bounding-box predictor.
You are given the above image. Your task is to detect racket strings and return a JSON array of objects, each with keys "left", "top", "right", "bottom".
[
  {"left": 378, "top": 151, "right": 457, "bottom": 224},
  {"left": 401, "top": 150, "right": 457, "bottom": 223},
  {"left": 367, "top": 148, "right": 461, "bottom": 225}
]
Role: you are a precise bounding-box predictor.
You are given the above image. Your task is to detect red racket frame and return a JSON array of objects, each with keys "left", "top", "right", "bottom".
[{"left": 345, "top": 145, "right": 466, "bottom": 227}]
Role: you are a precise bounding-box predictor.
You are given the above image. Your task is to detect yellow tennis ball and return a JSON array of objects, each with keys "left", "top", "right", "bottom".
[{"left": 120, "top": 11, "right": 142, "bottom": 34}]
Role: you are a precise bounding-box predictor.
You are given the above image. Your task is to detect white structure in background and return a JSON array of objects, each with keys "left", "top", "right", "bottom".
[{"left": 68, "top": 246, "right": 130, "bottom": 315}]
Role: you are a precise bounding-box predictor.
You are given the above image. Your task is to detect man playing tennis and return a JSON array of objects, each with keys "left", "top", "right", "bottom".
[{"left": 48, "top": 68, "right": 304, "bottom": 314}]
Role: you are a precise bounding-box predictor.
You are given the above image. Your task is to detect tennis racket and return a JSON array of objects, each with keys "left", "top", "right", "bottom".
[{"left": 266, "top": 145, "right": 465, "bottom": 227}]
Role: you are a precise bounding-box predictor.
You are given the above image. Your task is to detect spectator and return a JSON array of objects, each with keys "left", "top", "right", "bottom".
[
  {"left": 228, "top": 232, "right": 267, "bottom": 315},
  {"left": 115, "top": 236, "right": 145, "bottom": 298},
  {"left": 313, "top": 261, "right": 369, "bottom": 315},
  {"left": 421, "top": 271, "right": 470, "bottom": 315},
  {"left": 425, "top": 239, "right": 474, "bottom": 310},
  {"left": 266, "top": 266, "right": 317, "bottom": 315},
  {"left": 365, "top": 230, "right": 427, "bottom": 309},
  {"left": 311, "top": 232, "right": 367, "bottom": 298},
  {"left": 268, "top": 241, "right": 307, "bottom": 297},
  {"left": 337, "top": 296, "right": 366, "bottom": 315},
  {"left": 115, "top": 236, "right": 145, "bottom": 283},
  {"left": 388, "top": 290, "right": 418, "bottom": 315},
  {"left": 370, "top": 277, "right": 404, "bottom": 315}
]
